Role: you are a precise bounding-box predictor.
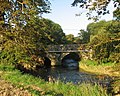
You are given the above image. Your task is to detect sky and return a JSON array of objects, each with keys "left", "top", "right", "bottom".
[{"left": 43, "top": 0, "right": 114, "bottom": 37}]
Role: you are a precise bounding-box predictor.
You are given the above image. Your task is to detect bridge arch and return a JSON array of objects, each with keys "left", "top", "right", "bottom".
[
  {"left": 44, "top": 57, "right": 51, "bottom": 68},
  {"left": 61, "top": 52, "right": 81, "bottom": 62},
  {"left": 45, "top": 52, "right": 60, "bottom": 66},
  {"left": 61, "top": 52, "right": 81, "bottom": 68}
]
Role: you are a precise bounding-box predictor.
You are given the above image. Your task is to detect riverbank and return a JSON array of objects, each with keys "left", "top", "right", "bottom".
[
  {"left": 80, "top": 60, "right": 120, "bottom": 77},
  {"left": 80, "top": 60, "right": 120, "bottom": 95},
  {"left": 0, "top": 64, "right": 109, "bottom": 96}
]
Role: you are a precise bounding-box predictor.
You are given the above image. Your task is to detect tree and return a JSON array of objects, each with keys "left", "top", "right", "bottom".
[
  {"left": 113, "top": 7, "right": 120, "bottom": 20},
  {"left": 0, "top": 0, "right": 51, "bottom": 52},
  {"left": 72, "top": 0, "right": 120, "bottom": 20},
  {"left": 66, "top": 34, "right": 75, "bottom": 44},
  {"left": 35, "top": 18, "right": 67, "bottom": 44},
  {"left": 87, "top": 20, "right": 107, "bottom": 35},
  {"left": 86, "top": 20, "right": 112, "bottom": 45},
  {"left": 78, "top": 29, "right": 90, "bottom": 44},
  {"left": 0, "top": 0, "right": 51, "bottom": 28},
  {"left": 87, "top": 20, "right": 120, "bottom": 44},
  {"left": 74, "top": 36, "right": 82, "bottom": 44},
  {"left": 0, "top": 0, "right": 51, "bottom": 67},
  {"left": 86, "top": 20, "right": 120, "bottom": 63},
  {"left": 106, "top": 20, "right": 120, "bottom": 34}
]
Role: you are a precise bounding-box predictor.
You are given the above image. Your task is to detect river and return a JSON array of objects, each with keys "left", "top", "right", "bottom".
[{"left": 36, "top": 66, "right": 112, "bottom": 88}]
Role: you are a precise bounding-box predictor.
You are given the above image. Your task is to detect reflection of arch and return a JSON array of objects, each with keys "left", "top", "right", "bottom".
[
  {"left": 61, "top": 52, "right": 81, "bottom": 69},
  {"left": 44, "top": 57, "right": 51, "bottom": 68}
]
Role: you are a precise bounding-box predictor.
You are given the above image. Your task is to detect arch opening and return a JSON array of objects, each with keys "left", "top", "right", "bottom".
[
  {"left": 61, "top": 52, "right": 81, "bottom": 69},
  {"left": 44, "top": 57, "right": 51, "bottom": 68}
]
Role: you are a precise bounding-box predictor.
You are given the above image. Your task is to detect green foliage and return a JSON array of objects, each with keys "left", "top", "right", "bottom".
[
  {"left": 0, "top": 64, "right": 15, "bottom": 71},
  {"left": 0, "top": 0, "right": 51, "bottom": 26},
  {"left": 113, "top": 8, "right": 120, "bottom": 20},
  {"left": 0, "top": 37, "right": 31, "bottom": 65},
  {"left": 0, "top": 16, "right": 67, "bottom": 68},
  {"left": 113, "top": 63, "right": 120, "bottom": 74},
  {"left": 87, "top": 20, "right": 112, "bottom": 45},
  {"left": 106, "top": 20, "right": 120, "bottom": 35},
  {"left": 111, "top": 74, "right": 120, "bottom": 95},
  {"left": 109, "top": 53, "right": 120, "bottom": 63},
  {"left": 81, "top": 59, "right": 98, "bottom": 66},
  {"left": 65, "top": 34, "right": 75, "bottom": 44},
  {"left": 93, "top": 39, "right": 120, "bottom": 64},
  {"left": 81, "top": 59, "right": 115, "bottom": 67},
  {"left": 86, "top": 20, "right": 120, "bottom": 64},
  {"left": 28, "top": 18, "right": 67, "bottom": 44},
  {"left": 0, "top": 0, "right": 10, "bottom": 10},
  {"left": 78, "top": 29, "right": 90, "bottom": 44},
  {"left": 87, "top": 20, "right": 110, "bottom": 36},
  {"left": 72, "top": 0, "right": 119, "bottom": 21},
  {"left": 0, "top": 0, "right": 51, "bottom": 67}
]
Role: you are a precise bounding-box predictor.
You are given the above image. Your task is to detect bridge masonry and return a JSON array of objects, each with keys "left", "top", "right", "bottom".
[{"left": 45, "top": 44, "right": 93, "bottom": 66}]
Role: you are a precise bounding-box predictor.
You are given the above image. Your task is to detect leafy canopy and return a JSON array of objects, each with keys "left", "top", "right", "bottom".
[{"left": 72, "top": 0, "right": 120, "bottom": 21}]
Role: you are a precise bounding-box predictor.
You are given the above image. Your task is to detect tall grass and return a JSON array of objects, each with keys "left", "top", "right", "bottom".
[
  {"left": 0, "top": 64, "right": 110, "bottom": 96},
  {"left": 80, "top": 59, "right": 115, "bottom": 66}
]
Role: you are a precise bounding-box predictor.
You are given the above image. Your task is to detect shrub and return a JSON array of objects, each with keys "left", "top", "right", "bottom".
[{"left": 92, "top": 39, "right": 120, "bottom": 64}]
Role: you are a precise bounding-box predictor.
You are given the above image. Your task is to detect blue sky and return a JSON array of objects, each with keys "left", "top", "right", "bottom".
[{"left": 43, "top": 0, "right": 114, "bottom": 36}]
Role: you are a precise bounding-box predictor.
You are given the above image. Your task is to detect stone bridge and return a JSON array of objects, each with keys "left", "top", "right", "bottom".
[{"left": 44, "top": 44, "right": 92, "bottom": 67}]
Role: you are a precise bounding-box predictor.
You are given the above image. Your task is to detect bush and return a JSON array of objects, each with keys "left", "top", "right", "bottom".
[
  {"left": 0, "top": 40, "right": 30, "bottom": 66},
  {"left": 92, "top": 39, "right": 120, "bottom": 64},
  {"left": 109, "top": 53, "right": 120, "bottom": 63}
]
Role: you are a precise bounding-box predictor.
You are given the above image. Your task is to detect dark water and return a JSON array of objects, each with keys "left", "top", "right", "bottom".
[
  {"left": 35, "top": 59, "right": 112, "bottom": 86},
  {"left": 37, "top": 66, "right": 112, "bottom": 87}
]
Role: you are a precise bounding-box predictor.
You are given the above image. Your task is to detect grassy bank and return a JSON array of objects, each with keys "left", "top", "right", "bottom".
[
  {"left": 0, "top": 64, "right": 109, "bottom": 96},
  {"left": 79, "top": 60, "right": 120, "bottom": 95},
  {"left": 80, "top": 60, "right": 120, "bottom": 77}
]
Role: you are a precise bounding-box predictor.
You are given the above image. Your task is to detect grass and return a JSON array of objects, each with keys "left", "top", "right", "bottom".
[
  {"left": 79, "top": 60, "right": 119, "bottom": 76},
  {"left": 79, "top": 60, "right": 120, "bottom": 95},
  {"left": 80, "top": 60, "right": 115, "bottom": 66},
  {"left": 0, "top": 64, "right": 110, "bottom": 96}
]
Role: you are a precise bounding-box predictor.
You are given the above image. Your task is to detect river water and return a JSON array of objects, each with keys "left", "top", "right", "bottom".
[
  {"left": 37, "top": 59, "right": 111, "bottom": 86},
  {"left": 36, "top": 66, "right": 112, "bottom": 87}
]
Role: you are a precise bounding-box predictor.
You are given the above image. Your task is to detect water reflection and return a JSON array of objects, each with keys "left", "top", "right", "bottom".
[
  {"left": 62, "top": 59, "right": 79, "bottom": 70},
  {"left": 37, "top": 67, "right": 111, "bottom": 86}
]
